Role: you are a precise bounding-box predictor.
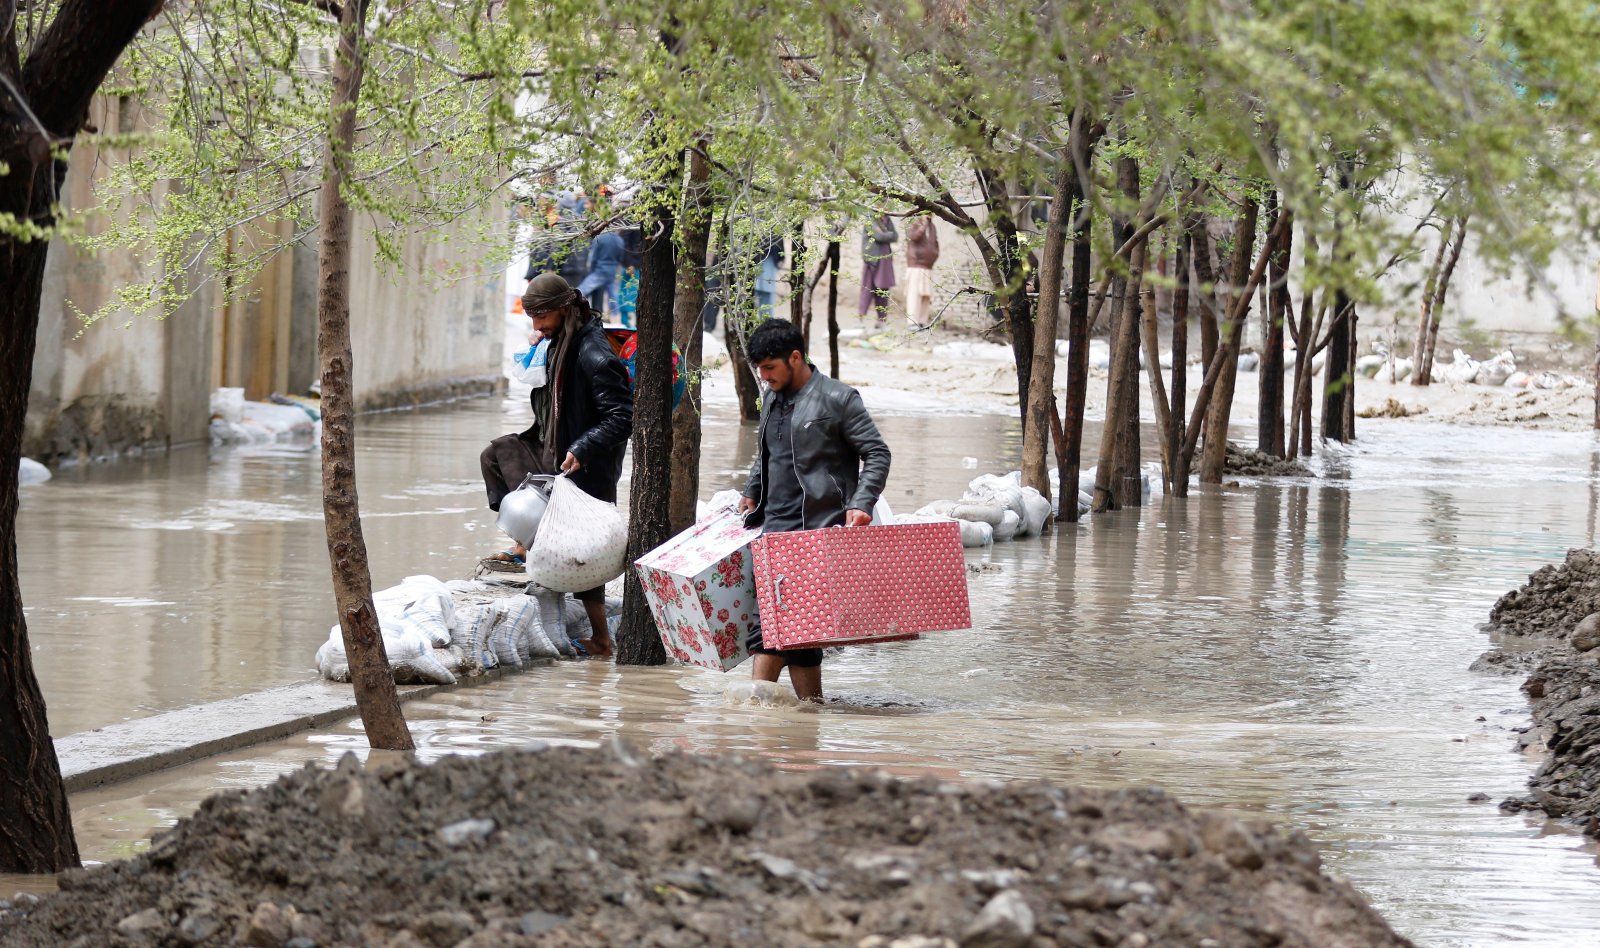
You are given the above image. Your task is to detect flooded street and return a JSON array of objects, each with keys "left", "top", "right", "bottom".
[{"left": 19, "top": 384, "right": 1600, "bottom": 946}]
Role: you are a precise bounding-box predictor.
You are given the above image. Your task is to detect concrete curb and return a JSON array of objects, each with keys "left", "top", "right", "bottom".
[{"left": 56, "top": 663, "right": 545, "bottom": 794}]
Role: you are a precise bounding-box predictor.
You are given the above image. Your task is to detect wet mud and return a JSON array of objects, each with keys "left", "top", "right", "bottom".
[
  {"left": 1481, "top": 548, "right": 1600, "bottom": 836},
  {"left": 1222, "top": 443, "right": 1312, "bottom": 478},
  {"left": 0, "top": 747, "right": 1411, "bottom": 948}
]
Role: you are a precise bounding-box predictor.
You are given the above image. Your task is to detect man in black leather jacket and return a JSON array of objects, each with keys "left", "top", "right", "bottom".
[
  {"left": 739, "top": 319, "right": 891, "bottom": 700},
  {"left": 480, "top": 273, "right": 634, "bottom": 657}
]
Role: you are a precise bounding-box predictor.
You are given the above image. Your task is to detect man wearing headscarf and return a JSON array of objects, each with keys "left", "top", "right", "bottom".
[{"left": 480, "top": 273, "right": 634, "bottom": 657}]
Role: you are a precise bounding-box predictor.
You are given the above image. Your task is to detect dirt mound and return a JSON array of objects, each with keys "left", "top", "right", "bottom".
[
  {"left": 1482, "top": 550, "right": 1600, "bottom": 837},
  {"left": 0, "top": 747, "right": 1410, "bottom": 948},
  {"left": 1356, "top": 398, "right": 1427, "bottom": 419},
  {"left": 1223, "top": 443, "right": 1312, "bottom": 478},
  {"left": 1488, "top": 548, "right": 1600, "bottom": 639}
]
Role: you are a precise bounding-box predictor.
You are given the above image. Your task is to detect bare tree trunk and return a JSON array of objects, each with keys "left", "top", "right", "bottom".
[
  {"left": 1194, "top": 221, "right": 1220, "bottom": 370},
  {"left": 788, "top": 227, "right": 805, "bottom": 326},
  {"left": 1418, "top": 216, "right": 1468, "bottom": 386},
  {"left": 1260, "top": 199, "right": 1292, "bottom": 456},
  {"left": 0, "top": 0, "right": 165, "bottom": 873},
  {"left": 978, "top": 167, "right": 1035, "bottom": 435},
  {"left": 317, "top": 0, "right": 412, "bottom": 751},
  {"left": 1322, "top": 289, "right": 1355, "bottom": 442},
  {"left": 1140, "top": 247, "right": 1173, "bottom": 490},
  {"left": 1060, "top": 154, "right": 1094, "bottom": 523},
  {"left": 827, "top": 239, "right": 842, "bottom": 379},
  {"left": 1198, "top": 199, "right": 1261, "bottom": 484},
  {"left": 1411, "top": 217, "right": 1454, "bottom": 386},
  {"left": 618, "top": 137, "right": 683, "bottom": 666},
  {"left": 1022, "top": 151, "right": 1075, "bottom": 502},
  {"left": 1169, "top": 229, "right": 1192, "bottom": 495},
  {"left": 668, "top": 141, "right": 713, "bottom": 535}
]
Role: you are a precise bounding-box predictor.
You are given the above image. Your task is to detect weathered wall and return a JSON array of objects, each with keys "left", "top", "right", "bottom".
[{"left": 25, "top": 95, "right": 507, "bottom": 463}]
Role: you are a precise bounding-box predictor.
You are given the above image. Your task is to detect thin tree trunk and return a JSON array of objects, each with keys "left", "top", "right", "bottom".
[
  {"left": 1420, "top": 216, "right": 1468, "bottom": 386},
  {"left": 788, "top": 227, "right": 805, "bottom": 326},
  {"left": 827, "top": 239, "right": 842, "bottom": 378},
  {"left": 668, "top": 141, "right": 713, "bottom": 535},
  {"left": 317, "top": 0, "right": 412, "bottom": 751},
  {"left": 1194, "top": 220, "right": 1220, "bottom": 370},
  {"left": 1140, "top": 247, "right": 1173, "bottom": 490},
  {"left": 1022, "top": 151, "right": 1075, "bottom": 502},
  {"left": 1260, "top": 199, "right": 1292, "bottom": 457},
  {"left": 1197, "top": 200, "right": 1261, "bottom": 483},
  {"left": 0, "top": 0, "right": 166, "bottom": 873},
  {"left": 978, "top": 168, "right": 1034, "bottom": 435},
  {"left": 725, "top": 321, "right": 761, "bottom": 420},
  {"left": 1169, "top": 230, "right": 1192, "bottom": 495},
  {"left": 1060, "top": 156, "right": 1094, "bottom": 523},
  {"left": 1411, "top": 217, "right": 1454, "bottom": 386},
  {"left": 1114, "top": 160, "right": 1145, "bottom": 507}
]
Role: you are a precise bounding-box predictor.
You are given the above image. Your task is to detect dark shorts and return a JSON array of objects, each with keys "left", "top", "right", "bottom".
[{"left": 745, "top": 621, "right": 823, "bottom": 668}]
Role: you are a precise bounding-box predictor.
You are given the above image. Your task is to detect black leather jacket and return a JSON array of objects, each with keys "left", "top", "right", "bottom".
[
  {"left": 542, "top": 318, "right": 633, "bottom": 503},
  {"left": 743, "top": 369, "right": 891, "bottom": 530}
]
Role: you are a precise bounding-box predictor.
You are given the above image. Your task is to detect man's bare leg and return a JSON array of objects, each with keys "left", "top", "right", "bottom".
[
  {"left": 752, "top": 653, "right": 786, "bottom": 683},
  {"left": 789, "top": 664, "right": 823, "bottom": 703},
  {"left": 580, "top": 598, "right": 614, "bottom": 658}
]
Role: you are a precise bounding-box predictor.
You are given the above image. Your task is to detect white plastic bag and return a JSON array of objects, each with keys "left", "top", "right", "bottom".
[
  {"left": 526, "top": 476, "right": 629, "bottom": 592},
  {"left": 510, "top": 338, "right": 551, "bottom": 387},
  {"left": 1018, "top": 488, "right": 1052, "bottom": 537},
  {"left": 958, "top": 519, "right": 995, "bottom": 548}
]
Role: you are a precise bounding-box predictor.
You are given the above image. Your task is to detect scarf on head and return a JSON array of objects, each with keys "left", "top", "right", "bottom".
[{"left": 529, "top": 303, "right": 590, "bottom": 467}]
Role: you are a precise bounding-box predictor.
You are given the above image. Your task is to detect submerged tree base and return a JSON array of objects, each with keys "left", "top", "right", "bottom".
[{"left": 0, "top": 747, "right": 1411, "bottom": 947}]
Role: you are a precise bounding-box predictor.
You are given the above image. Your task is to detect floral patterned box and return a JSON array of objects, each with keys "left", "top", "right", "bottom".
[
  {"left": 751, "top": 521, "right": 970, "bottom": 650},
  {"left": 635, "top": 505, "right": 763, "bottom": 671}
]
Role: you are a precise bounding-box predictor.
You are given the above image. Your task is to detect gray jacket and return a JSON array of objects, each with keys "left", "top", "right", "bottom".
[{"left": 743, "top": 369, "right": 891, "bottom": 530}]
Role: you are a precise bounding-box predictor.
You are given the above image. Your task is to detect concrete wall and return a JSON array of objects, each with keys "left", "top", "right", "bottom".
[{"left": 25, "top": 95, "right": 507, "bottom": 463}]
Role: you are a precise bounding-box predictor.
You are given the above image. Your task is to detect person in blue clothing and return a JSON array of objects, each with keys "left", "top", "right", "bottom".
[{"left": 578, "top": 228, "right": 626, "bottom": 314}]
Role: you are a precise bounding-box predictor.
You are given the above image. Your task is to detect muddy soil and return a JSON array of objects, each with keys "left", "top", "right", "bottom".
[
  {"left": 0, "top": 747, "right": 1409, "bottom": 948},
  {"left": 1481, "top": 549, "right": 1600, "bottom": 836},
  {"left": 1223, "top": 444, "right": 1312, "bottom": 478}
]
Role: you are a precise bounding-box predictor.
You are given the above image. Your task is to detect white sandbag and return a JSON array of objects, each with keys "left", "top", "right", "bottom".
[
  {"left": 495, "top": 596, "right": 559, "bottom": 662},
  {"left": 533, "top": 589, "right": 577, "bottom": 657},
  {"left": 373, "top": 575, "right": 455, "bottom": 642},
  {"left": 958, "top": 519, "right": 994, "bottom": 548},
  {"left": 1236, "top": 351, "right": 1260, "bottom": 372},
  {"left": 385, "top": 621, "right": 457, "bottom": 685},
  {"left": 1477, "top": 351, "right": 1515, "bottom": 387},
  {"left": 397, "top": 604, "right": 451, "bottom": 650},
  {"left": 916, "top": 500, "right": 957, "bottom": 519},
  {"left": 992, "top": 510, "right": 1022, "bottom": 542},
  {"left": 1505, "top": 371, "right": 1534, "bottom": 388},
  {"left": 1018, "top": 488, "right": 1052, "bottom": 537},
  {"left": 561, "top": 595, "right": 624, "bottom": 644},
  {"left": 316, "top": 627, "right": 350, "bottom": 682},
  {"left": 1355, "top": 354, "right": 1386, "bottom": 379},
  {"left": 1386, "top": 357, "right": 1415, "bottom": 382},
  {"left": 952, "top": 503, "right": 1005, "bottom": 527},
  {"left": 449, "top": 603, "right": 500, "bottom": 671},
  {"left": 19, "top": 458, "right": 50, "bottom": 486},
  {"left": 209, "top": 387, "right": 245, "bottom": 424},
  {"left": 870, "top": 497, "right": 895, "bottom": 525},
  {"left": 1441, "top": 348, "right": 1479, "bottom": 385},
  {"left": 526, "top": 476, "right": 628, "bottom": 592}
]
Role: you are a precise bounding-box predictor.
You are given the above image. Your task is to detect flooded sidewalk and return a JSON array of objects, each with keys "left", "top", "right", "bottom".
[{"left": 18, "top": 388, "right": 1600, "bottom": 945}]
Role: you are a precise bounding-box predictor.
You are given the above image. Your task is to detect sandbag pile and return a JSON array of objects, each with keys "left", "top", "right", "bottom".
[
  {"left": 314, "top": 575, "right": 620, "bottom": 686},
  {"left": 911, "top": 472, "right": 1058, "bottom": 548},
  {"left": 1355, "top": 347, "right": 1585, "bottom": 390}
]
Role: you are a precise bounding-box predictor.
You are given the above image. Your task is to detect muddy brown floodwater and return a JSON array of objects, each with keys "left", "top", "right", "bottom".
[{"left": 16, "top": 378, "right": 1600, "bottom": 946}]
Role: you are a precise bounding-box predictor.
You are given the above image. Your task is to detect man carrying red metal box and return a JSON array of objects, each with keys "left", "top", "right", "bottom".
[{"left": 738, "top": 319, "right": 892, "bottom": 702}]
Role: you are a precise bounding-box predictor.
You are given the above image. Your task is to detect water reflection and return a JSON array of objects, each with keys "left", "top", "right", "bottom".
[{"left": 20, "top": 395, "right": 1600, "bottom": 945}]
